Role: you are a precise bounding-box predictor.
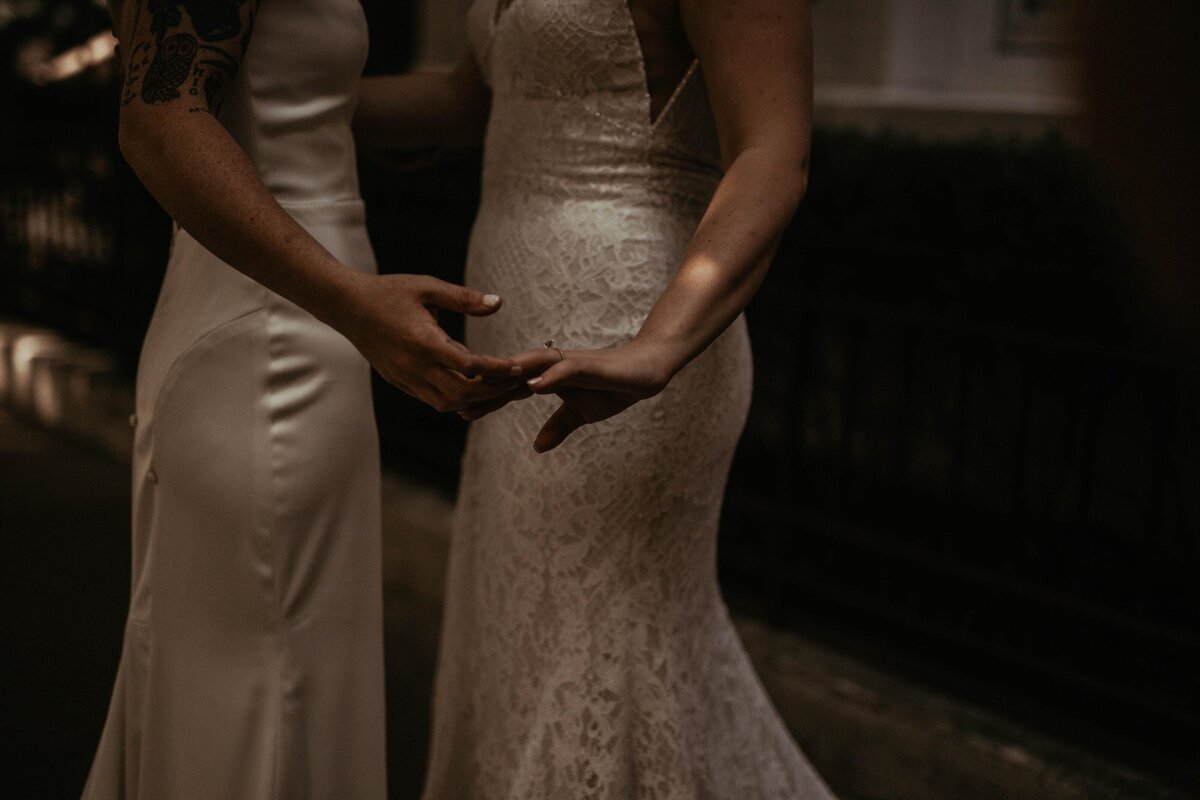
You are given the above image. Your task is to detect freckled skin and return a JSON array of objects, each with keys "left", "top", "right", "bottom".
[
  {"left": 358, "top": 0, "right": 813, "bottom": 446},
  {"left": 105, "top": 0, "right": 529, "bottom": 409}
]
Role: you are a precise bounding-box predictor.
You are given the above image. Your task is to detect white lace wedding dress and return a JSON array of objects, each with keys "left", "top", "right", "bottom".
[{"left": 423, "top": 1, "right": 836, "bottom": 798}]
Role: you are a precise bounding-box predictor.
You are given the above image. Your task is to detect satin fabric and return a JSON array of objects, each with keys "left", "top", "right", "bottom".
[{"left": 83, "top": 2, "right": 386, "bottom": 798}]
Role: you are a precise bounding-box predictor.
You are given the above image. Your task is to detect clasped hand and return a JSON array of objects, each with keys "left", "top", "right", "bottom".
[
  {"left": 341, "top": 272, "right": 672, "bottom": 452},
  {"left": 460, "top": 341, "right": 673, "bottom": 453}
]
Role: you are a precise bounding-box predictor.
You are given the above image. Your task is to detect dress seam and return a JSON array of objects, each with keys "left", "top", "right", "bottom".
[{"left": 262, "top": 287, "right": 285, "bottom": 800}]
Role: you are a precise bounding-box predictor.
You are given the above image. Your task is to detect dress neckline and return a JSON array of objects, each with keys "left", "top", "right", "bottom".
[{"left": 488, "top": 0, "right": 701, "bottom": 132}]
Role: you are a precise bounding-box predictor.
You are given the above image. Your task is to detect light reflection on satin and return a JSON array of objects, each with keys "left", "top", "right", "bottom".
[{"left": 83, "top": 1, "right": 386, "bottom": 798}]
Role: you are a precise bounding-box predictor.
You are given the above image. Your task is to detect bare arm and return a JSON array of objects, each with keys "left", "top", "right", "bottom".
[
  {"left": 354, "top": 52, "right": 491, "bottom": 151},
  {"left": 110, "top": 1, "right": 519, "bottom": 410},
  {"left": 632, "top": 0, "right": 812, "bottom": 375},
  {"left": 477, "top": 0, "right": 813, "bottom": 451}
]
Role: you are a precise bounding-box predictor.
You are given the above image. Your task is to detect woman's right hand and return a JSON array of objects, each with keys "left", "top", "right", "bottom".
[
  {"left": 107, "top": 3, "right": 511, "bottom": 414},
  {"left": 335, "top": 273, "right": 524, "bottom": 412}
]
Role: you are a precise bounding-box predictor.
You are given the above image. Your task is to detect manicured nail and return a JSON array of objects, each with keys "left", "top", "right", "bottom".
[
  {"left": 482, "top": 294, "right": 501, "bottom": 308},
  {"left": 527, "top": 376, "right": 543, "bottom": 386}
]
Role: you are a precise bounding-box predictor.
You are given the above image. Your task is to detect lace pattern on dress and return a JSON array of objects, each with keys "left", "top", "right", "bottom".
[{"left": 422, "top": 2, "right": 838, "bottom": 798}]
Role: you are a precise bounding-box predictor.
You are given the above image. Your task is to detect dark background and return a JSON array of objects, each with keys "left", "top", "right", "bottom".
[{"left": 2, "top": 0, "right": 1197, "bottom": 796}]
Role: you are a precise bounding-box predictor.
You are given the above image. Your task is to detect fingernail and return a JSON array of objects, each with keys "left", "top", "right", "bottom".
[
  {"left": 510, "top": 365, "right": 522, "bottom": 375},
  {"left": 527, "top": 376, "right": 542, "bottom": 386},
  {"left": 482, "top": 294, "right": 501, "bottom": 308}
]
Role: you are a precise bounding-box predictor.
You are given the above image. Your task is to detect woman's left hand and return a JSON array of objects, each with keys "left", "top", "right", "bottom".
[{"left": 458, "top": 341, "right": 674, "bottom": 452}]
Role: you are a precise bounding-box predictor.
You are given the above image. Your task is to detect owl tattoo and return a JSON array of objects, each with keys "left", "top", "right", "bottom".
[{"left": 141, "top": 33, "right": 198, "bottom": 104}]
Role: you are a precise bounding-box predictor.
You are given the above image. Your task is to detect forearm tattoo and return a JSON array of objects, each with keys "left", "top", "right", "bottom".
[{"left": 119, "top": 0, "right": 255, "bottom": 115}]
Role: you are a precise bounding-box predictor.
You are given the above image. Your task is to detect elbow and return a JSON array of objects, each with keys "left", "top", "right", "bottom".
[
  {"left": 116, "top": 108, "right": 168, "bottom": 173},
  {"left": 788, "top": 156, "right": 810, "bottom": 209},
  {"left": 775, "top": 151, "right": 810, "bottom": 217},
  {"left": 784, "top": 134, "right": 812, "bottom": 206},
  {"left": 729, "top": 136, "right": 810, "bottom": 213},
  {"left": 117, "top": 115, "right": 149, "bottom": 169}
]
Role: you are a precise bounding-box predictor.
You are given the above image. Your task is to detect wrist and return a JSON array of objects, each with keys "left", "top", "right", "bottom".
[
  {"left": 313, "top": 265, "right": 372, "bottom": 334},
  {"left": 628, "top": 334, "right": 688, "bottom": 388}
]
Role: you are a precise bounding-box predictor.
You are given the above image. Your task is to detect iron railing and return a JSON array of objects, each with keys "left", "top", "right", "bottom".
[{"left": 723, "top": 262, "right": 1199, "bottom": 766}]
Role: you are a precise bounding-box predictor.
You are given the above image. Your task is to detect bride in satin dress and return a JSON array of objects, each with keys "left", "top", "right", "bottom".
[
  {"left": 86, "top": 1, "right": 527, "bottom": 797},
  {"left": 359, "top": 0, "right": 835, "bottom": 796}
]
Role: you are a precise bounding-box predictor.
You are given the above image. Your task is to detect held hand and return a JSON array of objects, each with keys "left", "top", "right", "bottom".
[
  {"left": 338, "top": 273, "right": 523, "bottom": 412},
  {"left": 460, "top": 341, "right": 673, "bottom": 452}
]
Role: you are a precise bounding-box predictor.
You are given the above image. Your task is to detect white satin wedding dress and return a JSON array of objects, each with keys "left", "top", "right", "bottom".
[
  {"left": 424, "top": 1, "right": 836, "bottom": 798},
  {"left": 83, "top": 1, "right": 386, "bottom": 798}
]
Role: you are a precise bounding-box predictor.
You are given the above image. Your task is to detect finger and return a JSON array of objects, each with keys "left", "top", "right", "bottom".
[
  {"left": 418, "top": 276, "right": 503, "bottom": 317},
  {"left": 525, "top": 359, "right": 578, "bottom": 394},
  {"left": 430, "top": 368, "right": 519, "bottom": 410},
  {"left": 481, "top": 372, "right": 521, "bottom": 385},
  {"left": 525, "top": 358, "right": 615, "bottom": 394},
  {"left": 429, "top": 337, "right": 521, "bottom": 379},
  {"left": 533, "top": 402, "right": 586, "bottom": 453},
  {"left": 457, "top": 383, "right": 533, "bottom": 422},
  {"left": 507, "top": 347, "right": 567, "bottom": 376}
]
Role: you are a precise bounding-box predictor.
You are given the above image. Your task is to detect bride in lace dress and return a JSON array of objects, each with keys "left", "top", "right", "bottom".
[{"left": 359, "top": 0, "right": 833, "bottom": 796}]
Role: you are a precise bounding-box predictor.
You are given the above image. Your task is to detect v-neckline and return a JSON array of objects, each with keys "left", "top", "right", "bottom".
[
  {"left": 490, "top": 0, "right": 701, "bottom": 132},
  {"left": 615, "top": 0, "right": 700, "bottom": 130}
]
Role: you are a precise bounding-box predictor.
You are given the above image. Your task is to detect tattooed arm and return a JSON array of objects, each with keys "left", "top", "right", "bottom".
[{"left": 107, "top": 1, "right": 527, "bottom": 411}]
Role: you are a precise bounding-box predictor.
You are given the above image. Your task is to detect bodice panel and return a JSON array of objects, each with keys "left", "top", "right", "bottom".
[
  {"left": 219, "top": 0, "right": 370, "bottom": 205},
  {"left": 467, "top": 0, "right": 723, "bottom": 209}
]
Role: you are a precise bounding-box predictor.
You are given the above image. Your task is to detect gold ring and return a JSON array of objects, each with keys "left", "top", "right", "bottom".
[{"left": 543, "top": 339, "right": 565, "bottom": 362}]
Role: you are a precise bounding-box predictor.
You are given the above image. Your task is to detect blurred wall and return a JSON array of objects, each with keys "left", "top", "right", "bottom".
[
  {"left": 409, "top": 0, "right": 1084, "bottom": 138},
  {"left": 813, "top": 0, "right": 1082, "bottom": 136}
]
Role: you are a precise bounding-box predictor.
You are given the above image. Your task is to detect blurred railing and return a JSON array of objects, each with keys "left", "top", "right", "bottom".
[
  {"left": 725, "top": 270, "right": 1199, "bottom": 767},
  {"left": 708, "top": 131, "right": 1200, "bottom": 770},
  {"left": 0, "top": 102, "right": 169, "bottom": 367}
]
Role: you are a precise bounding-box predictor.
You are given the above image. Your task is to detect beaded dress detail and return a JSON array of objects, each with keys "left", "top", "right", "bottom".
[{"left": 423, "top": 1, "right": 836, "bottom": 798}]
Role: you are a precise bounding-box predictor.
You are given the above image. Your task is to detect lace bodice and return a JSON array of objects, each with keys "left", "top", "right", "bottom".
[
  {"left": 470, "top": 0, "right": 721, "bottom": 207},
  {"left": 460, "top": 0, "right": 726, "bottom": 354},
  {"left": 423, "top": 2, "right": 836, "bottom": 798}
]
